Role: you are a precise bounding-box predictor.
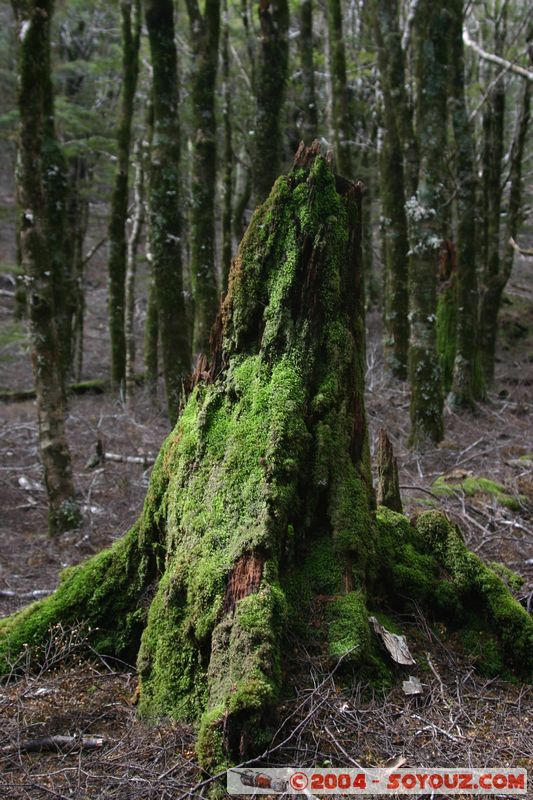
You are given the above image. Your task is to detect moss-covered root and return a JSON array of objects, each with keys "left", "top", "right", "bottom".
[
  {"left": 0, "top": 447, "right": 170, "bottom": 672},
  {"left": 417, "top": 511, "right": 533, "bottom": 677},
  {"left": 0, "top": 523, "right": 152, "bottom": 670}
]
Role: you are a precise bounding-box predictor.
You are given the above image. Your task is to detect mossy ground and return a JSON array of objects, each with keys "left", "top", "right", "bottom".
[
  {"left": 0, "top": 319, "right": 26, "bottom": 362},
  {"left": 432, "top": 474, "right": 524, "bottom": 510}
]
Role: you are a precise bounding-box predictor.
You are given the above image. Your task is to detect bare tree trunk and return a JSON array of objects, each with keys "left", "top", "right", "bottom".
[
  {"left": 11, "top": 0, "right": 79, "bottom": 535},
  {"left": 374, "top": 0, "right": 418, "bottom": 197},
  {"left": 125, "top": 139, "right": 144, "bottom": 405},
  {"left": 145, "top": 0, "right": 191, "bottom": 423},
  {"left": 298, "top": 0, "right": 318, "bottom": 144},
  {"left": 479, "top": 78, "right": 531, "bottom": 384},
  {"left": 448, "top": 0, "right": 483, "bottom": 408},
  {"left": 108, "top": 0, "right": 141, "bottom": 390},
  {"left": 326, "top": 0, "right": 353, "bottom": 178},
  {"left": 186, "top": 0, "right": 221, "bottom": 359},
  {"left": 372, "top": 0, "right": 409, "bottom": 378},
  {"left": 221, "top": 0, "right": 233, "bottom": 290},
  {"left": 478, "top": 13, "right": 506, "bottom": 386},
  {"left": 407, "top": 0, "right": 447, "bottom": 447},
  {"left": 253, "top": 0, "right": 289, "bottom": 203}
]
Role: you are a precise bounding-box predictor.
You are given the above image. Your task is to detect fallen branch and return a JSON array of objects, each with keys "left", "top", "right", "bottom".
[
  {"left": 81, "top": 236, "right": 108, "bottom": 268},
  {"left": 509, "top": 236, "right": 533, "bottom": 257},
  {"left": 0, "top": 375, "right": 144, "bottom": 403},
  {"left": 104, "top": 451, "right": 155, "bottom": 467},
  {"left": 0, "top": 589, "right": 53, "bottom": 600},
  {"left": 86, "top": 440, "right": 155, "bottom": 469},
  {"left": 1, "top": 735, "right": 106, "bottom": 754},
  {"left": 463, "top": 29, "right": 533, "bottom": 82}
]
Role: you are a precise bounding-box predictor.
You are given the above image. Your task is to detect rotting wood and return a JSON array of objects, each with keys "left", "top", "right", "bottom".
[{"left": 376, "top": 428, "right": 402, "bottom": 512}]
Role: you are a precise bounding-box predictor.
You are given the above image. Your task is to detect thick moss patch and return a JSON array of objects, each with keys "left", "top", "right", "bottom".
[{"left": 432, "top": 474, "right": 523, "bottom": 510}]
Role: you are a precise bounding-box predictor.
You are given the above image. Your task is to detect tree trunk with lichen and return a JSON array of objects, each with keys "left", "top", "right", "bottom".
[
  {"left": 436, "top": 241, "right": 458, "bottom": 396},
  {"left": 326, "top": 0, "right": 353, "bottom": 179},
  {"left": 11, "top": 0, "right": 79, "bottom": 535},
  {"left": 478, "top": 77, "right": 530, "bottom": 387},
  {"left": 186, "top": 0, "right": 221, "bottom": 359},
  {"left": 298, "top": 0, "right": 318, "bottom": 145},
  {"left": 1, "top": 148, "right": 532, "bottom": 775},
  {"left": 252, "top": 0, "right": 289, "bottom": 204},
  {"left": 406, "top": 0, "right": 448, "bottom": 448},
  {"left": 447, "top": 0, "right": 482, "bottom": 408},
  {"left": 221, "top": 0, "right": 233, "bottom": 290},
  {"left": 107, "top": 0, "right": 141, "bottom": 390},
  {"left": 372, "top": 0, "right": 410, "bottom": 378},
  {"left": 145, "top": 0, "right": 191, "bottom": 423}
]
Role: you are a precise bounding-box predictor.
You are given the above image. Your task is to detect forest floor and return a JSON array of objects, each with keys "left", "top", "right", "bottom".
[{"left": 0, "top": 228, "right": 532, "bottom": 797}]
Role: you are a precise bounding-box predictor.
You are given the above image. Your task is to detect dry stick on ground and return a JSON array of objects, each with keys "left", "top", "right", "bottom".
[{"left": 1, "top": 735, "right": 106, "bottom": 755}]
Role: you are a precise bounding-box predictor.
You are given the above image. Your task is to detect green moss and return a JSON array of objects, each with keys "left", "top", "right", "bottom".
[
  {"left": 459, "top": 627, "right": 507, "bottom": 678},
  {"left": 49, "top": 498, "right": 82, "bottom": 534},
  {"left": 0, "top": 518, "right": 160, "bottom": 672},
  {"left": 284, "top": 535, "right": 343, "bottom": 613},
  {"left": 436, "top": 277, "right": 457, "bottom": 395},
  {"left": 489, "top": 562, "right": 524, "bottom": 593},
  {"left": 432, "top": 475, "right": 523, "bottom": 510},
  {"left": 137, "top": 569, "right": 207, "bottom": 721},
  {"left": 0, "top": 320, "right": 27, "bottom": 361},
  {"left": 415, "top": 511, "right": 533, "bottom": 677},
  {"left": 196, "top": 705, "right": 228, "bottom": 775},
  {"left": 326, "top": 591, "right": 370, "bottom": 662}
]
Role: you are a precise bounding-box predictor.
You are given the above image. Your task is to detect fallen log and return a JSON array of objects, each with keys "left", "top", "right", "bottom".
[{"left": 0, "top": 375, "right": 145, "bottom": 403}]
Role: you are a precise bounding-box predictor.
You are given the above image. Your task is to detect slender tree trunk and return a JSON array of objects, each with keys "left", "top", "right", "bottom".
[
  {"left": 253, "top": 0, "right": 289, "bottom": 203},
  {"left": 142, "top": 101, "right": 158, "bottom": 394},
  {"left": 186, "top": 0, "right": 221, "bottom": 358},
  {"left": 477, "top": 13, "right": 507, "bottom": 387},
  {"left": 372, "top": 0, "right": 410, "bottom": 378},
  {"left": 374, "top": 0, "right": 418, "bottom": 197},
  {"left": 299, "top": 0, "right": 318, "bottom": 144},
  {"left": 42, "top": 65, "right": 69, "bottom": 383},
  {"left": 3, "top": 148, "right": 532, "bottom": 770},
  {"left": 145, "top": 0, "right": 191, "bottom": 423},
  {"left": 326, "top": 0, "right": 353, "bottom": 178},
  {"left": 436, "top": 241, "right": 457, "bottom": 396},
  {"left": 378, "top": 122, "right": 409, "bottom": 378},
  {"left": 448, "top": 0, "right": 482, "bottom": 408},
  {"left": 57, "top": 26, "right": 92, "bottom": 382},
  {"left": 144, "top": 268, "right": 159, "bottom": 393},
  {"left": 478, "top": 78, "right": 531, "bottom": 384},
  {"left": 407, "top": 0, "right": 448, "bottom": 447},
  {"left": 221, "top": 0, "right": 233, "bottom": 290},
  {"left": 11, "top": 0, "right": 79, "bottom": 535},
  {"left": 125, "top": 139, "right": 144, "bottom": 405},
  {"left": 107, "top": 0, "right": 141, "bottom": 390},
  {"left": 233, "top": 153, "right": 252, "bottom": 241}
]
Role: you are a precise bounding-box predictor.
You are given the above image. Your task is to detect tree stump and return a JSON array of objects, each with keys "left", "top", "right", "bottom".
[{"left": 376, "top": 428, "right": 402, "bottom": 513}]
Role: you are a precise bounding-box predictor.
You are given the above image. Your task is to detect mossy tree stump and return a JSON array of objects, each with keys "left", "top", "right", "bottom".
[{"left": 1, "top": 148, "right": 532, "bottom": 772}]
